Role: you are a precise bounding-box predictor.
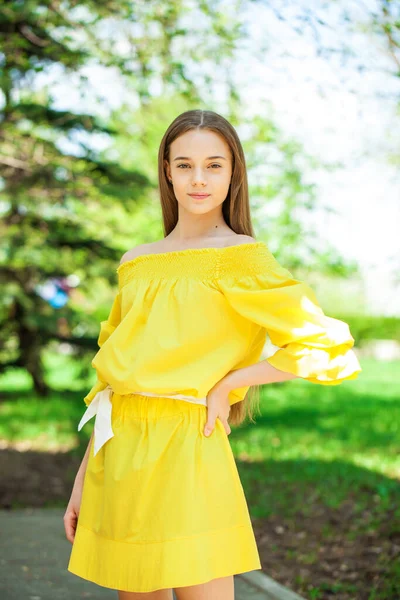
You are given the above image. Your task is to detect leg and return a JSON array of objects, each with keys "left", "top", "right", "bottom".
[
  {"left": 174, "top": 575, "right": 234, "bottom": 600},
  {"left": 118, "top": 589, "right": 174, "bottom": 600}
]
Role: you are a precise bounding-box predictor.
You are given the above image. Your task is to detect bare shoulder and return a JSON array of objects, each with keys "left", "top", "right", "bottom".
[
  {"left": 226, "top": 234, "right": 258, "bottom": 247},
  {"left": 119, "top": 236, "right": 259, "bottom": 265},
  {"left": 119, "top": 243, "right": 154, "bottom": 266}
]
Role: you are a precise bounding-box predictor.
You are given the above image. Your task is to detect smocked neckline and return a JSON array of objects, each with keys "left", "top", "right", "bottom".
[{"left": 116, "top": 241, "right": 265, "bottom": 273}]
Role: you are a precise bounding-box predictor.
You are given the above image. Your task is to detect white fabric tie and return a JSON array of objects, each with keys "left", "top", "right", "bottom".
[
  {"left": 78, "top": 385, "right": 207, "bottom": 456},
  {"left": 78, "top": 385, "right": 114, "bottom": 456}
]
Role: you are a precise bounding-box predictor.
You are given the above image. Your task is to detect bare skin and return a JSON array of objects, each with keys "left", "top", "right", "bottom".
[
  {"left": 117, "top": 575, "right": 234, "bottom": 600},
  {"left": 63, "top": 430, "right": 93, "bottom": 543},
  {"left": 174, "top": 575, "right": 234, "bottom": 599},
  {"left": 118, "top": 590, "right": 173, "bottom": 600}
]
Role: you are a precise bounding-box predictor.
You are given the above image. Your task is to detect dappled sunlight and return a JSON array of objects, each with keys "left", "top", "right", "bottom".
[{"left": 230, "top": 358, "right": 400, "bottom": 479}]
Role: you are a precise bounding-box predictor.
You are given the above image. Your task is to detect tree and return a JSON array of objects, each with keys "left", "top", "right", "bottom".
[{"left": 0, "top": 0, "right": 250, "bottom": 394}]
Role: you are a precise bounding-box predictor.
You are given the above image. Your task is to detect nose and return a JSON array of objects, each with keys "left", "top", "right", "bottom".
[{"left": 191, "top": 168, "right": 207, "bottom": 186}]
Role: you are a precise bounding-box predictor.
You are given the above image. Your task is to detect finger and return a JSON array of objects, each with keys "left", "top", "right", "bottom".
[
  {"left": 66, "top": 521, "right": 76, "bottom": 544},
  {"left": 217, "top": 416, "right": 231, "bottom": 435},
  {"left": 220, "top": 419, "right": 231, "bottom": 435},
  {"left": 204, "top": 413, "right": 217, "bottom": 437}
]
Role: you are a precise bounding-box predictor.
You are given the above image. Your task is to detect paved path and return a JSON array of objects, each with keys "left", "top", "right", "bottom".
[{"left": 0, "top": 509, "right": 305, "bottom": 600}]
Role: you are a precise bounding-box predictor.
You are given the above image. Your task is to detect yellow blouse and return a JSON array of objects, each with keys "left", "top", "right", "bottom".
[{"left": 83, "top": 241, "right": 361, "bottom": 408}]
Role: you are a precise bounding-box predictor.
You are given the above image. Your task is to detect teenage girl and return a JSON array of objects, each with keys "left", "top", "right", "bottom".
[{"left": 64, "top": 109, "right": 362, "bottom": 600}]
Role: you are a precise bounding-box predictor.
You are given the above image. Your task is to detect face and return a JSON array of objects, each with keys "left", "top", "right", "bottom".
[{"left": 164, "top": 129, "right": 233, "bottom": 213}]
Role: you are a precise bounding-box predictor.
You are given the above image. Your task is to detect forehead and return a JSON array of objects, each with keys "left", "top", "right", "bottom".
[{"left": 170, "top": 129, "right": 230, "bottom": 159}]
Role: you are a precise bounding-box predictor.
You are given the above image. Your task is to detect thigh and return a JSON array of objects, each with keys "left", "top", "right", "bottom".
[
  {"left": 174, "top": 575, "right": 234, "bottom": 600},
  {"left": 118, "top": 589, "right": 173, "bottom": 600}
]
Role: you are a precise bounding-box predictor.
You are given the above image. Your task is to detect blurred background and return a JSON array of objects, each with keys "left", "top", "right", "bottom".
[{"left": 0, "top": 1, "right": 399, "bottom": 599}]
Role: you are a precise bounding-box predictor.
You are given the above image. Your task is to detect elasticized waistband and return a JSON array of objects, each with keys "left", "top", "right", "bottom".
[
  {"left": 78, "top": 385, "right": 208, "bottom": 457},
  {"left": 128, "top": 389, "right": 207, "bottom": 405}
]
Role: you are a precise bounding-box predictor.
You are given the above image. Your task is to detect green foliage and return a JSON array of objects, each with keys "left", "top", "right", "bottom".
[
  {"left": 0, "top": 0, "right": 253, "bottom": 392},
  {"left": 238, "top": 106, "right": 363, "bottom": 277},
  {"left": 337, "top": 314, "right": 400, "bottom": 344},
  {"left": 1, "top": 0, "right": 365, "bottom": 397}
]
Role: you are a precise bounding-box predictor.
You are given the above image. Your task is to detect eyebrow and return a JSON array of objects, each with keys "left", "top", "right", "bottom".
[{"left": 172, "top": 155, "right": 227, "bottom": 161}]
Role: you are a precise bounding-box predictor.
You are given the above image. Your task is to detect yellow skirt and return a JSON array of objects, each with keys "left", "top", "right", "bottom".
[{"left": 67, "top": 391, "right": 261, "bottom": 593}]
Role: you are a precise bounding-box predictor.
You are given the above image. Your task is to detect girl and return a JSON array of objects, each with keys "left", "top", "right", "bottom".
[{"left": 65, "top": 109, "right": 362, "bottom": 600}]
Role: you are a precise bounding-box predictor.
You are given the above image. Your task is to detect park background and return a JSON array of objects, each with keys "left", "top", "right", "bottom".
[{"left": 0, "top": 1, "right": 399, "bottom": 599}]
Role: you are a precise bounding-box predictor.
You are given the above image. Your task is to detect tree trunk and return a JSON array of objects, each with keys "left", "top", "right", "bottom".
[{"left": 14, "top": 299, "right": 50, "bottom": 397}]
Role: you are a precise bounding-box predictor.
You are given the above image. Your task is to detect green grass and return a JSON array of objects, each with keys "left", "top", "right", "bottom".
[
  {"left": 232, "top": 357, "right": 399, "bottom": 499},
  {"left": 0, "top": 355, "right": 399, "bottom": 598},
  {"left": 243, "top": 358, "right": 399, "bottom": 469},
  {"left": 227, "top": 357, "right": 400, "bottom": 600},
  {"left": 0, "top": 351, "right": 92, "bottom": 450},
  {"left": 0, "top": 356, "right": 399, "bottom": 473}
]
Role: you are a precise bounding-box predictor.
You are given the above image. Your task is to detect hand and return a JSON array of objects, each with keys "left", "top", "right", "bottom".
[
  {"left": 63, "top": 477, "right": 84, "bottom": 544},
  {"left": 204, "top": 382, "right": 231, "bottom": 437}
]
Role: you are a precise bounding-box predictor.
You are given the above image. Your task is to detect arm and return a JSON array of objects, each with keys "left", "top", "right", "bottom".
[
  {"left": 74, "top": 430, "right": 94, "bottom": 485},
  {"left": 203, "top": 363, "right": 299, "bottom": 438},
  {"left": 202, "top": 243, "right": 361, "bottom": 436},
  {"left": 63, "top": 430, "right": 93, "bottom": 544},
  {"left": 83, "top": 286, "right": 122, "bottom": 407},
  {"left": 218, "top": 360, "right": 300, "bottom": 393},
  {"left": 217, "top": 244, "right": 361, "bottom": 388}
]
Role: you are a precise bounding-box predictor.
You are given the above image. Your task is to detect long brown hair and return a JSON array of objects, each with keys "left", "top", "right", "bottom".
[{"left": 157, "top": 109, "right": 261, "bottom": 427}]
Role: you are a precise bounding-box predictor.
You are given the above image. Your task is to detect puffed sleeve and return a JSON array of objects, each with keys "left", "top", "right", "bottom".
[
  {"left": 217, "top": 243, "right": 361, "bottom": 385},
  {"left": 83, "top": 289, "right": 122, "bottom": 405}
]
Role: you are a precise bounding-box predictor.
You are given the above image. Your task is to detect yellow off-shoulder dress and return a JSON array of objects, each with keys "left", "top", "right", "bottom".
[{"left": 67, "top": 241, "right": 362, "bottom": 593}]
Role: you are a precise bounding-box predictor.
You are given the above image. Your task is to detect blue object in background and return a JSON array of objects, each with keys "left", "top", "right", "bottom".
[
  {"left": 35, "top": 277, "right": 73, "bottom": 309},
  {"left": 48, "top": 288, "right": 69, "bottom": 308}
]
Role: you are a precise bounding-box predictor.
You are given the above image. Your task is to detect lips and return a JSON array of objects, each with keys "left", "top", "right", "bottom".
[{"left": 189, "top": 194, "right": 210, "bottom": 198}]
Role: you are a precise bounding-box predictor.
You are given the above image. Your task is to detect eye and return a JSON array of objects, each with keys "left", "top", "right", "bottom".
[{"left": 176, "top": 163, "right": 222, "bottom": 169}]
